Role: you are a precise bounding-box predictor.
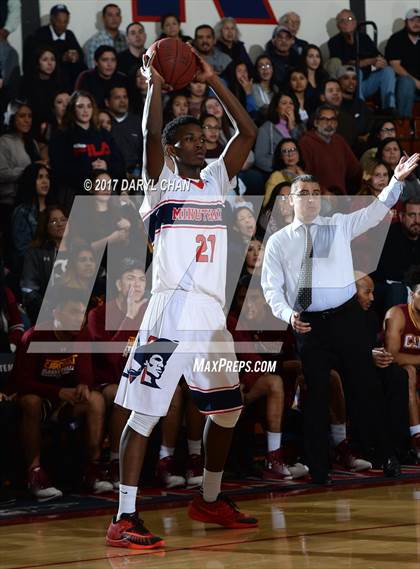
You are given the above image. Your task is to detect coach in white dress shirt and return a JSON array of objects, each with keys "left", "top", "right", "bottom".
[{"left": 262, "top": 154, "right": 420, "bottom": 483}]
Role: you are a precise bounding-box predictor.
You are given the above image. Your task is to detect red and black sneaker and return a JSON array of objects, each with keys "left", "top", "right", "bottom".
[
  {"left": 106, "top": 512, "right": 165, "bottom": 550},
  {"left": 188, "top": 493, "right": 258, "bottom": 529}
]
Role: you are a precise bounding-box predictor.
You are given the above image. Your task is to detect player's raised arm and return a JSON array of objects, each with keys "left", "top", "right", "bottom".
[
  {"left": 141, "top": 53, "right": 165, "bottom": 183},
  {"left": 193, "top": 51, "right": 257, "bottom": 180}
]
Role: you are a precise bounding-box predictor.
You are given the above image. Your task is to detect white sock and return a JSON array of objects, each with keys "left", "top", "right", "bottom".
[
  {"left": 410, "top": 425, "right": 420, "bottom": 436},
  {"left": 110, "top": 452, "right": 119, "bottom": 462},
  {"left": 117, "top": 484, "right": 138, "bottom": 520},
  {"left": 331, "top": 423, "right": 346, "bottom": 447},
  {"left": 188, "top": 439, "right": 202, "bottom": 456},
  {"left": 202, "top": 469, "right": 223, "bottom": 502},
  {"left": 159, "top": 445, "right": 175, "bottom": 460},
  {"left": 267, "top": 431, "right": 281, "bottom": 453}
]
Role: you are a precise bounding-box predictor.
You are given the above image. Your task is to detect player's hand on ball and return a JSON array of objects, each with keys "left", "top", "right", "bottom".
[{"left": 141, "top": 51, "right": 172, "bottom": 90}]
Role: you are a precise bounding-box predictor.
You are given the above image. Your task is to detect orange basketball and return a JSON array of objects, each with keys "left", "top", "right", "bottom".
[{"left": 146, "top": 38, "right": 198, "bottom": 91}]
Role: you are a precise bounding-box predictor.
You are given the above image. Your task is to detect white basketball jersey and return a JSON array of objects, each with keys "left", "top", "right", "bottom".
[{"left": 140, "top": 157, "right": 236, "bottom": 306}]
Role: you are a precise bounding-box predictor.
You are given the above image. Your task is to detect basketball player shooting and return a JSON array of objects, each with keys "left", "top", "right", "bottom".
[{"left": 106, "top": 48, "right": 258, "bottom": 549}]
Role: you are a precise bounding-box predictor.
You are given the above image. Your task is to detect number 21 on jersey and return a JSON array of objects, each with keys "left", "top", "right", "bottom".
[{"left": 196, "top": 234, "right": 216, "bottom": 262}]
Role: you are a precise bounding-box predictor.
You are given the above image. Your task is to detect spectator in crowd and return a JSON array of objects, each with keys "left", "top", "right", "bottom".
[
  {"left": 228, "top": 276, "right": 307, "bottom": 479},
  {"left": 223, "top": 62, "right": 257, "bottom": 115},
  {"left": 14, "top": 287, "right": 112, "bottom": 500},
  {"left": 215, "top": 17, "right": 253, "bottom": 70},
  {"left": 23, "top": 3, "right": 86, "bottom": 91},
  {"left": 11, "top": 163, "right": 51, "bottom": 278},
  {"left": 98, "top": 108, "right": 113, "bottom": 132},
  {"left": 158, "top": 13, "right": 192, "bottom": 43},
  {"left": 328, "top": 8, "right": 396, "bottom": 112},
  {"left": 200, "top": 95, "right": 232, "bottom": 144},
  {"left": 252, "top": 55, "right": 278, "bottom": 118},
  {"left": 299, "top": 104, "right": 362, "bottom": 194},
  {"left": 384, "top": 264, "right": 420, "bottom": 460},
  {"left": 264, "top": 25, "right": 300, "bottom": 86},
  {"left": 360, "top": 119, "right": 397, "bottom": 172},
  {"left": 254, "top": 91, "right": 305, "bottom": 174},
  {"left": 287, "top": 68, "right": 314, "bottom": 121},
  {"left": 201, "top": 113, "right": 225, "bottom": 163},
  {"left": 105, "top": 85, "right": 142, "bottom": 175},
  {"left": 194, "top": 25, "right": 231, "bottom": 75},
  {"left": 336, "top": 65, "right": 374, "bottom": 137},
  {"left": 128, "top": 68, "right": 147, "bottom": 115},
  {"left": 229, "top": 206, "right": 258, "bottom": 269},
  {"left": 0, "top": 255, "right": 23, "bottom": 353},
  {"left": 76, "top": 45, "right": 129, "bottom": 109},
  {"left": 187, "top": 80, "right": 207, "bottom": 118},
  {"left": 0, "top": 0, "right": 20, "bottom": 100},
  {"left": 87, "top": 257, "right": 147, "bottom": 489},
  {"left": 264, "top": 138, "right": 305, "bottom": 207},
  {"left": 242, "top": 238, "right": 265, "bottom": 277},
  {"left": 0, "top": 101, "right": 41, "bottom": 234},
  {"left": 376, "top": 138, "right": 420, "bottom": 201},
  {"left": 300, "top": 44, "right": 328, "bottom": 107},
  {"left": 40, "top": 90, "right": 71, "bottom": 143},
  {"left": 117, "top": 22, "right": 147, "bottom": 79},
  {"left": 21, "top": 204, "right": 69, "bottom": 325},
  {"left": 278, "top": 11, "right": 308, "bottom": 55},
  {"left": 49, "top": 90, "right": 125, "bottom": 200},
  {"left": 59, "top": 244, "right": 97, "bottom": 291},
  {"left": 163, "top": 93, "right": 189, "bottom": 125},
  {"left": 258, "top": 181, "right": 293, "bottom": 237},
  {"left": 20, "top": 47, "right": 67, "bottom": 137},
  {"left": 358, "top": 160, "right": 391, "bottom": 199},
  {"left": 320, "top": 78, "right": 360, "bottom": 149},
  {"left": 84, "top": 3, "right": 127, "bottom": 69},
  {"left": 374, "top": 199, "right": 420, "bottom": 311},
  {"left": 385, "top": 8, "right": 420, "bottom": 118}
]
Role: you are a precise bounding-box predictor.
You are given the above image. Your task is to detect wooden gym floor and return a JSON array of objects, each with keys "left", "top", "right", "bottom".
[{"left": 3, "top": 481, "right": 420, "bottom": 569}]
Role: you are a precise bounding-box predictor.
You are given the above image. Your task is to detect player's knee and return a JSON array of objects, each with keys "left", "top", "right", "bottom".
[
  {"left": 209, "top": 409, "right": 242, "bottom": 429},
  {"left": 19, "top": 394, "right": 42, "bottom": 416},
  {"left": 101, "top": 383, "right": 118, "bottom": 405},
  {"left": 87, "top": 390, "right": 106, "bottom": 414},
  {"left": 265, "top": 374, "right": 283, "bottom": 393},
  {"left": 127, "top": 410, "right": 160, "bottom": 437}
]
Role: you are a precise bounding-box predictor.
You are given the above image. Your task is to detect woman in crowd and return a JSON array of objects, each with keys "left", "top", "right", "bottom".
[
  {"left": 287, "top": 68, "right": 316, "bottom": 122},
  {"left": 223, "top": 61, "right": 257, "bottom": 116},
  {"left": 254, "top": 92, "right": 305, "bottom": 174},
  {"left": 376, "top": 138, "right": 420, "bottom": 201},
  {"left": 358, "top": 160, "right": 391, "bottom": 198},
  {"left": 187, "top": 81, "right": 207, "bottom": 118},
  {"left": 201, "top": 113, "right": 225, "bottom": 163},
  {"left": 258, "top": 182, "right": 293, "bottom": 237},
  {"left": 158, "top": 13, "right": 192, "bottom": 43},
  {"left": 59, "top": 244, "right": 97, "bottom": 290},
  {"left": 20, "top": 48, "right": 66, "bottom": 137},
  {"left": 215, "top": 17, "right": 253, "bottom": 69},
  {"left": 163, "top": 93, "right": 189, "bottom": 125},
  {"left": 21, "top": 204, "right": 69, "bottom": 325},
  {"left": 200, "top": 95, "right": 232, "bottom": 144},
  {"left": 49, "top": 91, "right": 125, "bottom": 204},
  {"left": 252, "top": 55, "right": 278, "bottom": 118},
  {"left": 11, "top": 164, "right": 51, "bottom": 279},
  {"left": 360, "top": 119, "right": 397, "bottom": 172},
  {"left": 98, "top": 109, "right": 113, "bottom": 132},
  {"left": 242, "top": 238, "right": 265, "bottom": 277},
  {"left": 264, "top": 138, "right": 305, "bottom": 207},
  {"left": 300, "top": 44, "right": 328, "bottom": 107},
  {"left": 0, "top": 101, "right": 42, "bottom": 236}
]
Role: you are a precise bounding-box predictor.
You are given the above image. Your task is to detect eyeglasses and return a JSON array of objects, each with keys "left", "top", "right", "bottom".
[
  {"left": 49, "top": 217, "right": 67, "bottom": 225},
  {"left": 281, "top": 147, "right": 298, "bottom": 155},
  {"left": 258, "top": 63, "right": 272, "bottom": 69},
  {"left": 317, "top": 116, "right": 338, "bottom": 123},
  {"left": 291, "top": 190, "right": 321, "bottom": 197},
  {"left": 338, "top": 16, "right": 354, "bottom": 23},
  {"left": 203, "top": 125, "right": 220, "bottom": 130}
]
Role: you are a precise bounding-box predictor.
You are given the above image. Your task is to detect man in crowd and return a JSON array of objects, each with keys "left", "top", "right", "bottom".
[
  {"left": 13, "top": 288, "right": 112, "bottom": 501},
  {"left": 264, "top": 25, "right": 299, "bottom": 85},
  {"left": 84, "top": 3, "right": 127, "bottom": 69},
  {"left": 337, "top": 65, "right": 373, "bottom": 135},
  {"left": 23, "top": 3, "right": 86, "bottom": 89},
  {"left": 105, "top": 85, "right": 143, "bottom": 175},
  {"left": 385, "top": 8, "right": 420, "bottom": 118},
  {"left": 117, "top": 22, "right": 147, "bottom": 79},
  {"left": 320, "top": 78, "right": 360, "bottom": 149},
  {"left": 299, "top": 104, "right": 362, "bottom": 194},
  {"left": 278, "top": 11, "right": 308, "bottom": 55},
  {"left": 76, "top": 45, "right": 129, "bottom": 108},
  {"left": 328, "top": 8, "right": 396, "bottom": 113},
  {"left": 194, "top": 25, "right": 231, "bottom": 75}
]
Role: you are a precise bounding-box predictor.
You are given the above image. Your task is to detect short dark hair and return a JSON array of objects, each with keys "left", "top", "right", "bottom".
[
  {"left": 94, "top": 45, "right": 117, "bottom": 62},
  {"left": 161, "top": 13, "right": 180, "bottom": 27},
  {"left": 126, "top": 21, "right": 145, "bottom": 34},
  {"left": 102, "top": 3, "right": 120, "bottom": 17},
  {"left": 162, "top": 115, "right": 201, "bottom": 146},
  {"left": 105, "top": 83, "right": 128, "bottom": 99},
  {"left": 313, "top": 104, "right": 337, "bottom": 121},
  {"left": 267, "top": 90, "right": 301, "bottom": 125},
  {"left": 405, "top": 265, "right": 420, "bottom": 292},
  {"left": 195, "top": 24, "right": 215, "bottom": 38},
  {"left": 322, "top": 78, "right": 341, "bottom": 93},
  {"left": 50, "top": 286, "right": 88, "bottom": 310},
  {"left": 291, "top": 174, "right": 319, "bottom": 193},
  {"left": 401, "top": 198, "right": 420, "bottom": 211}
]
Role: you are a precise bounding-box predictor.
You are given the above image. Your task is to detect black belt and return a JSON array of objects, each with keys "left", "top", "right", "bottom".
[{"left": 302, "top": 295, "right": 357, "bottom": 319}]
